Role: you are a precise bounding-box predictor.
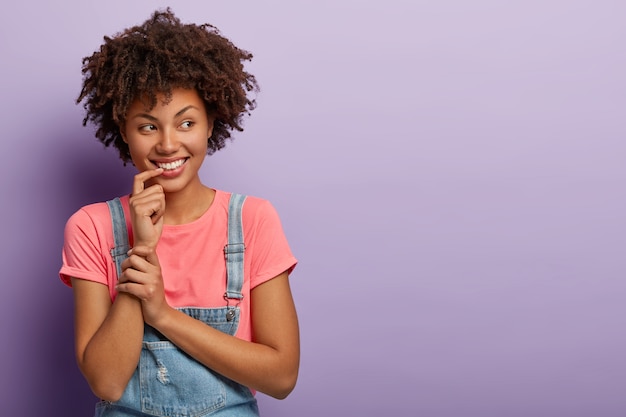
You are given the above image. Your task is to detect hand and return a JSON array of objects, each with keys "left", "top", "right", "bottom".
[
  {"left": 129, "top": 168, "right": 165, "bottom": 249},
  {"left": 117, "top": 245, "right": 171, "bottom": 327}
]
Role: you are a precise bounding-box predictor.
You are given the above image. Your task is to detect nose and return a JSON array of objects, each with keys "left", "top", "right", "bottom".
[{"left": 156, "top": 129, "right": 179, "bottom": 154}]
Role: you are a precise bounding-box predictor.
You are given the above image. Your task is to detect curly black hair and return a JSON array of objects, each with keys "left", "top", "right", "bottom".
[{"left": 77, "top": 8, "right": 258, "bottom": 163}]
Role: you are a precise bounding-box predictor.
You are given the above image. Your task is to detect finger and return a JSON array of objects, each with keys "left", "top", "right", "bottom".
[
  {"left": 115, "top": 281, "right": 150, "bottom": 301},
  {"left": 132, "top": 182, "right": 165, "bottom": 199},
  {"left": 132, "top": 198, "right": 165, "bottom": 224},
  {"left": 129, "top": 187, "right": 166, "bottom": 223},
  {"left": 132, "top": 168, "right": 164, "bottom": 196},
  {"left": 118, "top": 267, "right": 146, "bottom": 284},
  {"left": 128, "top": 246, "right": 161, "bottom": 267},
  {"left": 120, "top": 253, "right": 152, "bottom": 275}
]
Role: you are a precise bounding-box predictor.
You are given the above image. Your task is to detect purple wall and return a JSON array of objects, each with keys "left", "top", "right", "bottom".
[{"left": 1, "top": 1, "right": 625, "bottom": 416}]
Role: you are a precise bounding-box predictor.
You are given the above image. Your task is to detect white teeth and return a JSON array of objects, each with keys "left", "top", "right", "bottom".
[{"left": 156, "top": 159, "right": 185, "bottom": 170}]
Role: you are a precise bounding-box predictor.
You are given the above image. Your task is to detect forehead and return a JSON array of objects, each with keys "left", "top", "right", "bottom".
[{"left": 127, "top": 88, "right": 206, "bottom": 115}]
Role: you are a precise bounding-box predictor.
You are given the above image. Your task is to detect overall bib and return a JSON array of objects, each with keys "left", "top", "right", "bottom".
[{"left": 96, "top": 194, "right": 259, "bottom": 417}]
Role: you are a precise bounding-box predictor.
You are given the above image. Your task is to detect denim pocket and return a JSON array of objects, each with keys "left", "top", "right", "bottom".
[
  {"left": 107, "top": 308, "right": 243, "bottom": 416},
  {"left": 139, "top": 340, "right": 226, "bottom": 417}
]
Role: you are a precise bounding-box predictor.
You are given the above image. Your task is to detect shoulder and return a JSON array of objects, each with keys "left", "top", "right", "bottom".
[
  {"left": 211, "top": 190, "right": 284, "bottom": 236},
  {"left": 64, "top": 196, "right": 130, "bottom": 237},
  {"left": 219, "top": 191, "right": 279, "bottom": 223},
  {"left": 66, "top": 201, "right": 109, "bottom": 231}
]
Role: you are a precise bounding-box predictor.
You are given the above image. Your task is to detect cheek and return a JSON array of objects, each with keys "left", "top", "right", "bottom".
[
  {"left": 125, "top": 139, "right": 150, "bottom": 162},
  {"left": 193, "top": 133, "right": 210, "bottom": 152}
]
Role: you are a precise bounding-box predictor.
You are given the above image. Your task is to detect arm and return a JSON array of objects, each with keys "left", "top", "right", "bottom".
[
  {"left": 115, "top": 177, "right": 299, "bottom": 397},
  {"left": 71, "top": 278, "right": 144, "bottom": 401},
  {"left": 117, "top": 249, "right": 300, "bottom": 399},
  {"left": 71, "top": 169, "right": 166, "bottom": 401},
  {"left": 157, "top": 271, "right": 300, "bottom": 398}
]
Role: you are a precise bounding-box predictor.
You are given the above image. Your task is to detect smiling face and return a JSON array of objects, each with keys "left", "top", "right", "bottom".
[{"left": 122, "top": 88, "right": 213, "bottom": 195}]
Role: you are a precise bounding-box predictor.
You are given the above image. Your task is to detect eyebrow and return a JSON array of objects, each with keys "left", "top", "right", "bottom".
[{"left": 132, "top": 105, "right": 200, "bottom": 121}]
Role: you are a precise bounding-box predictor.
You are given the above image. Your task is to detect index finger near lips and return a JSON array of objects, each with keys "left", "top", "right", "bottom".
[{"left": 132, "top": 168, "right": 164, "bottom": 196}]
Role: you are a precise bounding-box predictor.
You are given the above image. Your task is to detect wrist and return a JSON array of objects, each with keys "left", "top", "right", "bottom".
[
  {"left": 113, "top": 291, "right": 142, "bottom": 307},
  {"left": 128, "top": 245, "right": 157, "bottom": 260},
  {"left": 147, "top": 304, "right": 175, "bottom": 330},
  {"left": 131, "top": 242, "right": 157, "bottom": 252}
]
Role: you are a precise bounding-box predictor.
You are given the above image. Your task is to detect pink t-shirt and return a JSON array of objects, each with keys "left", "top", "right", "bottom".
[{"left": 59, "top": 189, "right": 297, "bottom": 342}]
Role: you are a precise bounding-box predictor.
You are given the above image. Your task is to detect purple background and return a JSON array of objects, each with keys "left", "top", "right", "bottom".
[{"left": 1, "top": 1, "right": 625, "bottom": 416}]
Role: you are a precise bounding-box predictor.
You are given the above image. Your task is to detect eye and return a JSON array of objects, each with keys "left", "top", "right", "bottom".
[
  {"left": 180, "top": 120, "right": 195, "bottom": 129},
  {"left": 139, "top": 124, "right": 156, "bottom": 132}
]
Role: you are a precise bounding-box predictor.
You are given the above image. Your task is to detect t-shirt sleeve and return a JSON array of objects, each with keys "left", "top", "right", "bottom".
[
  {"left": 246, "top": 199, "right": 298, "bottom": 289},
  {"left": 59, "top": 207, "right": 110, "bottom": 287}
]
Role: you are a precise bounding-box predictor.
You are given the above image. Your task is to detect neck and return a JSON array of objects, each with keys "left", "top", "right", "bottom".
[{"left": 162, "top": 181, "right": 215, "bottom": 225}]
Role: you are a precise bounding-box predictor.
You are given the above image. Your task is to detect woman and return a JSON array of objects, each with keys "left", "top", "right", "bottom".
[{"left": 60, "top": 8, "right": 299, "bottom": 416}]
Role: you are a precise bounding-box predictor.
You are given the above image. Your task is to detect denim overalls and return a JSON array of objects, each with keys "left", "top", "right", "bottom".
[{"left": 95, "top": 193, "right": 259, "bottom": 417}]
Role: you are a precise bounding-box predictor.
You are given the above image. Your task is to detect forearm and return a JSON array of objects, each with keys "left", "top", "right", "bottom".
[
  {"left": 154, "top": 307, "right": 299, "bottom": 399},
  {"left": 110, "top": 248, "right": 300, "bottom": 399},
  {"left": 110, "top": 246, "right": 298, "bottom": 395},
  {"left": 79, "top": 293, "right": 144, "bottom": 401}
]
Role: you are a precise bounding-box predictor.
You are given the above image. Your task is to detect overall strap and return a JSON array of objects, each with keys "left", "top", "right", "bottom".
[
  {"left": 106, "top": 197, "right": 130, "bottom": 280},
  {"left": 224, "top": 193, "right": 247, "bottom": 301},
  {"left": 106, "top": 194, "right": 246, "bottom": 301}
]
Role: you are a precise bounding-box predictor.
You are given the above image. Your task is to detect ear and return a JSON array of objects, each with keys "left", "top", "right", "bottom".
[
  {"left": 206, "top": 117, "right": 215, "bottom": 139},
  {"left": 119, "top": 124, "right": 128, "bottom": 144}
]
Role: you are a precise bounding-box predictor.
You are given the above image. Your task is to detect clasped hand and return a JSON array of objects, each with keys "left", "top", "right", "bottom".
[{"left": 115, "top": 168, "right": 170, "bottom": 326}]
